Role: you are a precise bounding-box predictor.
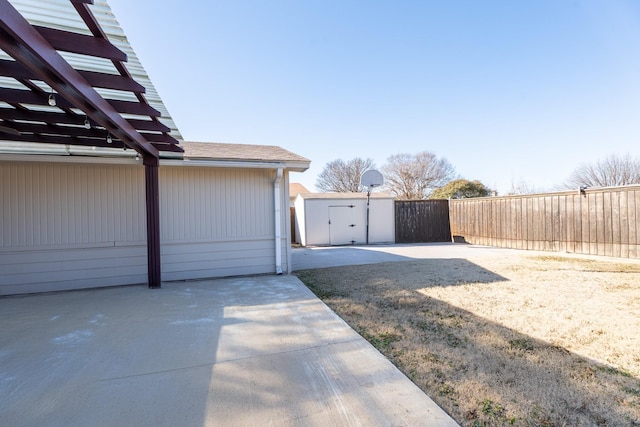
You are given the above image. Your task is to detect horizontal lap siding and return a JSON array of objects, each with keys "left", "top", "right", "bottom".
[
  {"left": 1, "top": 162, "right": 284, "bottom": 295},
  {"left": 161, "top": 238, "right": 276, "bottom": 281},
  {"left": 0, "top": 246, "right": 147, "bottom": 295},
  {"left": 159, "top": 166, "right": 284, "bottom": 278},
  {"left": 449, "top": 186, "right": 640, "bottom": 259},
  {"left": 0, "top": 161, "right": 147, "bottom": 295}
]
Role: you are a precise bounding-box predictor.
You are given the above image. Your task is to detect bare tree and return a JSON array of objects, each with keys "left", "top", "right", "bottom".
[
  {"left": 564, "top": 153, "right": 640, "bottom": 189},
  {"left": 382, "top": 151, "right": 456, "bottom": 200},
  {"left": 508, "top": 178, "right": 541, "bottom": 195},
  {"left": 316, "top": 158, "right": 376, "bottom": 192}
]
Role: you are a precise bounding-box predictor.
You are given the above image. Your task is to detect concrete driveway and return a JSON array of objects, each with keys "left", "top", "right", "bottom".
[
  {"left": 0, "top": 274, "right": 457, "bottom": 426},
  {"left": 292, "top": 242, "right": 513, "bottom": 270}
]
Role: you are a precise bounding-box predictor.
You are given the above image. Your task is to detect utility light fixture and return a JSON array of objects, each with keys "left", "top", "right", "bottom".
[{"left": 47, "top": 93, "right": 56, "bottom": 106}]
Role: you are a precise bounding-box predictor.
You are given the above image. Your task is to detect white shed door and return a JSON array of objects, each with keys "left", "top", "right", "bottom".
[{"left": 329, "top": 205, "right": 356, "bottom": 245}]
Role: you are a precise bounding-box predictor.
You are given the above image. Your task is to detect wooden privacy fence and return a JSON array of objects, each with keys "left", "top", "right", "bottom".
[
  {"left": 395, "top": 200, "right": 451, "bottom": 243},
  {"left": 449, "top": 185, "right": 640, "bottom": 259}
]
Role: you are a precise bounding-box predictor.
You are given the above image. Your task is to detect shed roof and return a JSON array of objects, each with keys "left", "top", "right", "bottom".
[{"left": 298, "top": 192, "right": 394, "bottom": 200}]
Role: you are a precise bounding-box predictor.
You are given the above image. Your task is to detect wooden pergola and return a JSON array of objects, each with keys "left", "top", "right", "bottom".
[{"left": 0, "top": 0, "right": 183, "bottom": 288}]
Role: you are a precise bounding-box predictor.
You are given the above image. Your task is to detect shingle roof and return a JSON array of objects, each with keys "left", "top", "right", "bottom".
[
  {"left": 289, "top": 183, "right": 310, "bottom": 199},
  {"left": 298, "top": 192, "right": 394, "bottom": 199},
  {"left": 182, "top": 141, "right": 310, "bottom": 165}
]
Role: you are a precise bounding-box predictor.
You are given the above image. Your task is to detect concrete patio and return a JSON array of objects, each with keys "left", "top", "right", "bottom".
[{"left": 0, "top": 273, "right": 458, "bottom": 426}]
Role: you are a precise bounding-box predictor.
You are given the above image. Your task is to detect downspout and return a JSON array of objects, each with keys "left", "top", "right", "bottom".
[{"left": 273, "top": 168, "right": 283, "bottom": 274}]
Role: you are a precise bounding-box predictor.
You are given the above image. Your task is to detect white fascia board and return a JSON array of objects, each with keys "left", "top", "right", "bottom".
[
  {"left": 161, "top": 159, "right": 309, "bottom": 172},
  {"left": 0, "top": 153, "right": 310, "bottom": 171},
  {"left": 0, "top": 153, "right": 140, "bottom": 165}
]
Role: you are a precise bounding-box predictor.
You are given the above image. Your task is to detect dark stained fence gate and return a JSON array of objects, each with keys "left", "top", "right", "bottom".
[{"left": 395, "top": 200, "right": 451, "bottom": 243}]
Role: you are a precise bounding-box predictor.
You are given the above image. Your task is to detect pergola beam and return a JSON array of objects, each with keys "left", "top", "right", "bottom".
[
  {"left": 0, "top": 109, "right": 171, "bottom": 132},
  {"left": 34, "top": 26, "right": 127, "bottom": 61},
  {"left": 0, "top": 121, "right": 179, "bottom": 146},
  {"left": 0, "top": 87, "right": 160, "bottom": 117},
  {"left": 0, "top": 131, "right": 126, "bottom": 149},
  {"left": 0, "top": 60, "right": 146, "bottom": 93}
]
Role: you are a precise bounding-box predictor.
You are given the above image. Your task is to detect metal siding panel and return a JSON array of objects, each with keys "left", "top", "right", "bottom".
[
  {"left": 0, "top": 244, "right": 147, "bottom": 295},
  {"left": 0, "top": 161, "right": 145, "bottom": 248},
  {"left": 159, "top": 166, "right": 275, "bottom": 243},
  {"left": 161, "top": 239, "right": 276, "bottom": 280},
  {"left": 0, "top": 160, "right": 148, "bottom": 294}
]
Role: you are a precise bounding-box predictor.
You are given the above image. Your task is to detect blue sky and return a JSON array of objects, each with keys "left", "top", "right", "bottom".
[{"left": 108, "top": 0, "right": 640, "bottom": 194}]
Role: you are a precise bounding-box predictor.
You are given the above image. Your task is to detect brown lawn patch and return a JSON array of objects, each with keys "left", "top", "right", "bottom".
[{"left": 295, "top": 253, "right": 640, "bottom": 426}]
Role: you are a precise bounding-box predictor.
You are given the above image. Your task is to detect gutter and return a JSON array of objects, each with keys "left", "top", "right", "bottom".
[{"left": 274, "top": 168, "right": 283, "bottom": 274}]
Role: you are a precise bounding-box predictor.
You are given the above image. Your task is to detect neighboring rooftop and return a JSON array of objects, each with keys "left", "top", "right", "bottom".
[{"left": 289, "top": 182, "right": 310, "bottom": 199}]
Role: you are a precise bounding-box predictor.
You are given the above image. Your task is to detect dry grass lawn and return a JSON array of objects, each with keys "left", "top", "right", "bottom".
[{"left": 294, "top": 252, "right": 640, "bottom": 426}]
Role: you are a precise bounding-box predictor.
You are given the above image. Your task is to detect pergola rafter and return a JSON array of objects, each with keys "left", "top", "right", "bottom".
[{"left": 0, "top": 0, "right": 183, "bottom": 288}]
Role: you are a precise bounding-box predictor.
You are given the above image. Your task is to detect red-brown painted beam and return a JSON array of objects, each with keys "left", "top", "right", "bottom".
[
  {"left": 0, "top": 109, "right": 171, "bottom": 132},
  {"left": 0, "top": 59, "right": 145, "bottom": 93},
  {"left": 0, "top": 132, "right": 125, "bottom": 149},
  {"left": 0, "top": 87, "right": 160, "bottom": 117},
  {"left": 143, "top": 154, "right": 162, "bottom": 288},
  {"left": 33, "top": 26, "right": 127, "bottom": 61},
  {"left": 151, "top": 142, "right": 184, "bottom": 153},
  {"left": 4, "top": 121, "right": 178, "bottom": 148},
  {"left": 126, "top": 118, "right": 170, "bottom": 132},
  {"left": 139, "top": 132, "right": 179, "bottom": 145},
  {"left": 78, "top": 69, "right": 145, "bottom": 93}
]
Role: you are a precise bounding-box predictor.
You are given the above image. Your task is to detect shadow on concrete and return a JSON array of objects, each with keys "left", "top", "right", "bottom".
[
  {"left": 291, "top": 242, "right": 512, "bottom": 272},
  {"left": 295, "top": 258, "right": 508, "bottom": 290},
  {"left": 293, "top": 260, "right": 640, "bottom": 426},
  {"left": 0, "top": 275, "right": 456, "bottom": 426}
]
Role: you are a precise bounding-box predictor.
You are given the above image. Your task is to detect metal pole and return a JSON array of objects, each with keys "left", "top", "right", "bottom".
[{"left": 366, "top": 189, "right": 371, "bottom": 245}]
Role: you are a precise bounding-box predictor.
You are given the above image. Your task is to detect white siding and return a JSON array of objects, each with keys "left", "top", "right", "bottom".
[
  {"left": 159, "top": 166, "right": 288, "bottom": 279},
  {"left": 368, "top": 198, "right": 396, "bottom": 243},
  {"left": 294, "top": 195, "right": 307, "bottom": 246},
  {"left": 0, "top": 161, "right": 148, "bottom": 295},
  {"left": 0, "top": 160, "right": 289, "bottom": 295},
  {"left": 296, "top": 196, "right": 395, "bottom": 246}
]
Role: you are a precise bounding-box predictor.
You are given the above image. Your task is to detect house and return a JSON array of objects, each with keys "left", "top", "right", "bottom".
[
  {"left": 0, "top": 0, "right": 310, "bottom": 295},
  {"left": 294, "top": 192, "right": 395, "bottom": 246},
  {"left": 288, "top": 182, "right": 310, "bottom": 244},
  {"left": 289, "top": 183, "right": 310, "bottom": 207}
]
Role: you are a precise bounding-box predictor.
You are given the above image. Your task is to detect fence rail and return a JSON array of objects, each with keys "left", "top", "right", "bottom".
[
  {"left": 449, "top": 185, "right": 640, "bottom": 259},
  {"left": 395, "top": 200, "right": 451, "bottom": 243}
]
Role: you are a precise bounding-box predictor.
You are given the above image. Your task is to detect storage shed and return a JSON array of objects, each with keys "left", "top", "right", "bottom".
[{"left": 294, "top": 192, "right": 395, "bottom": 246}]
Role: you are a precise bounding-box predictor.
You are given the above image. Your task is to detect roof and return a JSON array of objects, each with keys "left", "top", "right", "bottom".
[
  {"left": 289, "top": 183, "right": 310, "bottom": 199},
  {"left": 179, "top": 141, "right": 310, "bottom": 171},
  {"left": 298, "top": 192, "right": 394, "bottom": 200},
  {"left": 0, "top": 0, "right": 181, "bottom": 156}
]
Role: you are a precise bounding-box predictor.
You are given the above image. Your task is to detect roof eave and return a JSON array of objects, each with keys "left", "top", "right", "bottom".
[{"left": 161, "top": 158, "right": 310, "bottom": 171}]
